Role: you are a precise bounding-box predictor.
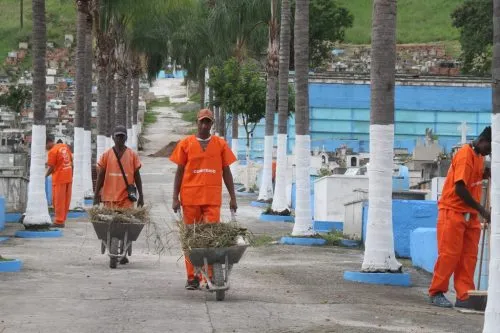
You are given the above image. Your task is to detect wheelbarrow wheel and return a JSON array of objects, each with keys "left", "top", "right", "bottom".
[
  {"left": 109, "top": 237, "right": 119, "bottom": 269},
  {"left": 213, "top": 263, "right": 225, "bottom": 301}
]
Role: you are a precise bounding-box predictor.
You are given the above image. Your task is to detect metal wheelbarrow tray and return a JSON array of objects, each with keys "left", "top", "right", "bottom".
[
  {"left": 187, "top": 245, "right": 249, "bottom": 301},
  {"left": 91, "top": 221, "right": 145, "bottom": 269}
]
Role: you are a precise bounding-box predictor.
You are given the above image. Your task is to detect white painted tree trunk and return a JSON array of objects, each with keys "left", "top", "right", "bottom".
[
  {"left": 245, "top": 143, "right": 251, "bottom": 191},
  {"left": 82, "top": 130, "right": 93, "bottom": 198},
  {"left": 230, "top": 138, "right": 239, "bottom": 177},
  {"left": 96, "top": 134, "right": 106, "bottom": 162},
  {"left": 258, "top": 135, "right": 274, "bottom": 200},
  {"left": 23, "top": 125, "right": 52, "bottom": 227},
  {"left": 70, "top": 127, "right": 85, "bottom": 209},
  {"left": 361, "top": 125, "right": 401, "bottom": 272},
  {"left": 106, "top": 136, "right": 113, "bottom": 149},
  {"left": 272, "top": 134, "right": 288, "bottom": 211},
  {"left": 127, "top": 128, "right": 132, "bottom": 147},
  {"left": 484, "top": 114, "right": 500, "bottom": 332},
  {"left": 131, "top": 124, "right": 138, "bottom": 151},
  {"left": 291, "top": 135, "right": 313, "bottom": 236},
  {"left": 138, "top": 121, "right": 142, "bottom": 135}
]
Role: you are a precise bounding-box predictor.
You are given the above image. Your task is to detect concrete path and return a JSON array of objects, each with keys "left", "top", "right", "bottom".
[{"left": 0, "top": 79, "right": 484, "bottom": 332}]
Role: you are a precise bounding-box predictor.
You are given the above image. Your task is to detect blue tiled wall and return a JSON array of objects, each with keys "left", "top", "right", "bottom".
[{"left": 228, "top": 83, "right": 492, "bottom": 159}]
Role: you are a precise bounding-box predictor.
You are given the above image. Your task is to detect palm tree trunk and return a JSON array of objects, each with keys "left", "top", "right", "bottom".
[
  {"left": 361, "top": 0, "right": 401, "bottom": 273},
  {"left": 230, "top": 114, "right": 239, "bottom": 176},
  {"left": 24, "top": 0, "right": 51, "bottom": 227},
  {"left": 83, "top": 12, "right": 94, "bottom": 198},
  {"left": 126, "top": 73, "right": 132, "bottom": 145},
  {"left": 258, "top": 0, "right": 279, "bottom": 202},
  {"left": 70, "top": 0, "right": 88, "bottom": 210},
  {"left": 116, "top": 64, "right": 127, "bottom": 127},
  {"left": 291, "top": 0, "right": 313, "bottom": 236},
  {"left": 131, "top": 72, "right": 139, "bottom": 151},
  {"left": 272, "top": 0, "right": 291, "bottom": 213},
  {"left": 96, "top": 64, "right": 107, "bottom": 159},
  {"left": 107, "top": 64, "right": 116, "bottom": 148},
  {"left": 219, "top": 107, "right": 226, "bottom": 138},
  {"left": 484, "top": 0, "right": 500, "bottom": 329},
  {"left": 199, "top": 69, "right": 206, "bottom": 109}
]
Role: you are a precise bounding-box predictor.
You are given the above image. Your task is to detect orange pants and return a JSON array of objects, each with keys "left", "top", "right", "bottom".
[
  {"left": 52, "top": 182, "right": 72, "bottom": 224},
  {"left": 182, "top": 205, "right": 221, "bottom": 280},
  {"left": 103, "top": 199, "right": 134, "bottom": 209},
  {"left": 429, "top": 209, "right": 481, "bottom": 300}
]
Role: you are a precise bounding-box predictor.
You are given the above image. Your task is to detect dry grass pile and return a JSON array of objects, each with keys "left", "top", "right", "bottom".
[
  {"left": 88, "top": 206, "right": 150, "bottom": 224},
  {"left": 149, "top": 141, "right": 178, "bottom": 157},
  {"left": 178, "top": 222, "right": 249, "bottom": 252}
]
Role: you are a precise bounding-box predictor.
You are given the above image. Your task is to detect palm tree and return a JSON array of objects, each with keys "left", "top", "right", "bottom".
[
  {"left": 69, "top": 0, "right": 89, "bottom": 210},
  {"left": 257, "top": 0, "right": 279, "bottom": 203},
  {"left": 92, "top": 0, "right": 110, "bottom": 159},
  {"left": 83, "top": 10, "right": 94, "bottom": 199},
  {"left": 361, "top": 0, "right": 401, "bottom": 273},
  {"left": 484, "top": 0, "right": 500, "bottom": 330},
  {"left": 208, "top": 0, "right": 269, "bottom": 169},
  {"left": 106, "top": 59, "right": 116, "bottom": 147},
  {"left": 290, "top": 0, "right": 312, "bottom": 236},
  {"left": 126, "top": 72, "right": 132, "bottom": 143},
  {"left": 131, "top": 56, "right": 140, "bottom": 151},
  {"left": 272, "top": 0, "right": 291, "bottom": 213},
  {"left": 23, "top": 0, "right": 52, "bottom": 228}
]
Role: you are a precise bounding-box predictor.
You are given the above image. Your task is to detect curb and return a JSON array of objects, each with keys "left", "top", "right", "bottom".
[
  {"left": 15, "top": 229, "right": 63, "bottom": 238},
  {"left": 343, "top": 271, "right": 411, "bottom": 287}
]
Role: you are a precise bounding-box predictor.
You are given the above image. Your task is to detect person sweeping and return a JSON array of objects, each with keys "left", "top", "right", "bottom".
[
  {"left": 93, "top": 125, "right": 144, "bottom": 264},
  {"left": 46, "top": 135, "right": 73, "bottom": 228},
  {"left": 170, "top": 108, "right": 238, "bottom": 290},
  {"left": 428, "top": 126, "right": 491, "bottom": 308}
]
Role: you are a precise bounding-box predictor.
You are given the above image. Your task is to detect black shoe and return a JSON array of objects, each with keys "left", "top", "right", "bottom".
[
  {"left": 429, "top": 293, "right": 453, "bottom": 308},
  {"left": 119, "top": 256, "right": 129, "bottom": 265},
  {"left": 185, "top": 278, "right": 200, "bottom": 290}
]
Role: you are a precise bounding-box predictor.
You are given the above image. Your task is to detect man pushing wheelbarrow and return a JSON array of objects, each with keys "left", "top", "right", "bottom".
[
  {"left": 92, "top": 125, "right": 145, "bottom": 268},
  {"left": 170, "top": 108, "right": 239, "bottom": 291}
]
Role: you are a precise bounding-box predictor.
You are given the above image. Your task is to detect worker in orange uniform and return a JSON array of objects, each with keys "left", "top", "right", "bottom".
[
  {"left": 94, "top": 125, "right": 144, "bottom": 265},
  {"left": 46, "top": 135, "right": 73, "bottom": 228},
  {"left": 170, "top": 108, "right": 238, "bottom": 290},
  {"left": 94, "top": 125, "right": 144, "bottom": 209},
  {"left": 272, "top": 159, "right": 277, "bottom": 191},
  {"left": 428, "top": 126, "right": 491, "bottom": 308}
]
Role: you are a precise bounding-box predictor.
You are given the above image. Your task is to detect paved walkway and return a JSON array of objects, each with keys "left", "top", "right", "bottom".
[{"left": 0, "top": 79, "right": 484, "bottom": 332}]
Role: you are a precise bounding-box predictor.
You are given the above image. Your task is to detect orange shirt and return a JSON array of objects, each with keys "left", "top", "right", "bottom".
[
  {"left": 47, "top": 143, "right": 73, "bottom": 184},
  {"left": 438, "top": 144, "right": 484, "bottom": 213},
  {"left": 170, "top": 135, "right": 237, "bottom": 206},
  {"left": 272, "top": 161, "right": 277, "bottom": 181},
  {"left": 97, "top": 147, "right": 141, "bottom": 203}
]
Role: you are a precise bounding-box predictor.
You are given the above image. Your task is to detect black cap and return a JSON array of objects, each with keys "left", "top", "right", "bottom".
[
  {"left": 479, "top": 126, "right": 491, "bottom": 142},
  {"left": 113, "top": 125, "right": 127, "bottom": 137}
]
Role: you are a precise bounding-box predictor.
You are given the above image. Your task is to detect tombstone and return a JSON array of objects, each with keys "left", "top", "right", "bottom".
[
  {"left": 457, "top": 122, "right": 469, "bottom": 144},
  {"left": 19, "top": 42, "right": 28, "bottom": 50}
]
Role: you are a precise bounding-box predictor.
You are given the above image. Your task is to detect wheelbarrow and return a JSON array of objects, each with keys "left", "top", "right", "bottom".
[
  {"left": 188, "top": 244, "right": 248, "bottom": 301},
  {"left": 91, "top": 220, "right": 145, "bottom": 268}
]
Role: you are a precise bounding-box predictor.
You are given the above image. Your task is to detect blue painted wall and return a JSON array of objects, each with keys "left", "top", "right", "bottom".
[
  {"left": 410, "top": 228, "right": 438, "bottom": 273},
  {"left": 0, "top": 197, "right": 5, "bottom": 231},
  {"left": 362, "top": 200, "right": 438, "bottom": 258},
  {"left": 228, "top": 83, "right": 492, "bottom": 159}
]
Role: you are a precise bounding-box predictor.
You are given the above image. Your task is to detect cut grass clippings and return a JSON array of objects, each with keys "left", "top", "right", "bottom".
[
  {"left": 88, "top": 206, "right": 150, "bottom": 224},
  {"left": 178, "top": 221, "right": 249, "bottom": 253},
  {"left": 0, "top": 255, "right": 15, "bottom": 262}
]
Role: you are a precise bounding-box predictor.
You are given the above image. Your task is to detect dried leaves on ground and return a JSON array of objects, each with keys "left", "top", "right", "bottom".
[
  {"left": 88, "top": 206, "right": 150, "bottom": 224},
  {"left": 178, "top": 222, "right": 249, "bottom": 253}
]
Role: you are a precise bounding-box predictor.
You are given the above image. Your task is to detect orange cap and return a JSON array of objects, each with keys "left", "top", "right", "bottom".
[{"left": 197, "top": 108, "right": 214, "bottom": 121}]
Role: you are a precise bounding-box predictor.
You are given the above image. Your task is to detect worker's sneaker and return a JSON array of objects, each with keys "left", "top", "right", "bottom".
[
  {"left": 455, "top": 298, "right": 472, "bottom": 309},
  {"left": 185, "top": 278, "right": 200, "bottom": 290},
  {"left": 429, "top": 293, "right": 453, "bottom": 308},
  {"left": 119, "top": 256, "right": 129, "bottom": 265}
]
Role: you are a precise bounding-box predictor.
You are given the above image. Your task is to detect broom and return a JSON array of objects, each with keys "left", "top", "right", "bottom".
[{"left": 466, "top": 180, "right": 490, "bottom": 312}]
